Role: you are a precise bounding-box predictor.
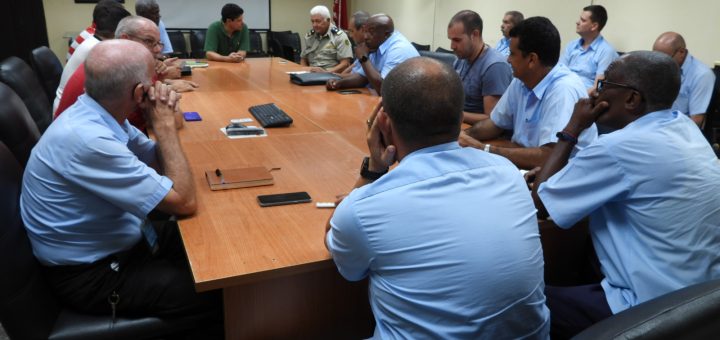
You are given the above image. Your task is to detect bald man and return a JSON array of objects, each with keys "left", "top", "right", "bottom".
[
  {"left": 653, "top": 32, "right": 716, "bottom": 127},
  {"left": 326, "top": 14, "right": 418, "bottom": 93},
  {"left": 326, "top": 57, "right": 549, "bottom": 338},
  {"left": 21, "top": 40, "right": 221, "bottom": 322}
]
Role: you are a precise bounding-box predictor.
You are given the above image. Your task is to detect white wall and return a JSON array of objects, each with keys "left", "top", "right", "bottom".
[{"left": 349, "top": 0, "right": 719, "bottom": 67}]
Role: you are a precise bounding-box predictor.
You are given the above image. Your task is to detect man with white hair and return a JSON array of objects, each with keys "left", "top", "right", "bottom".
[{"left": 300, "top": 5, "right": 353, "bottom": 73}]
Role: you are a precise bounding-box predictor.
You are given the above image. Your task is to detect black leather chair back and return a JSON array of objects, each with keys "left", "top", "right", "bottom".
[
  {"left": 0, "top": 56, "right": 52, "bottom": 133},
  {"left": 412, "top": 42, "right": 431, "bottom": 51},
  {"left": 247, "top": 30, "right": 267, "bottom": 58},
  {"left": 0, "top": 141, "right": 62, "bottom": 340},
  {"left": 573, "top": 279, "right": 720, "bottom": 340},
  {"left": 167, "top": 31, "right": 188, "bottom": 58},
  {"left": 419, "top": 50, "right": 457, "bottom": 68},
  {"left": 268, "top": 31, "right": 301, "bottom": 62},
  {"left": 30, "top": 46, "right": 63, "bottom": 104},
  {"left": 0, "top": 82, "right": 40, "bottom": 167},
  {"left": 702, "top": 65, "right": 720, "bottom": 156},
  {"left": 435, "top": 47, "right": 453, "bottom": 54},
  {"left": 189, "top": 29, "right": 207, "bottom": 59}
]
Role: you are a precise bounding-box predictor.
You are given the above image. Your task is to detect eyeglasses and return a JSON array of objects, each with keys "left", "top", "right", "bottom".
[
  {"left": 128, "top": 34, "right": 164, "bottom": 50},
  {"left": 597, "top": 79, "right": 639, "bottom": 93}
]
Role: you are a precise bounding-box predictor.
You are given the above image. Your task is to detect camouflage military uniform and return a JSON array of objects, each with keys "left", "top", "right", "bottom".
[{"left": 301, "top": 26, "right": 353, "bottom": 70}]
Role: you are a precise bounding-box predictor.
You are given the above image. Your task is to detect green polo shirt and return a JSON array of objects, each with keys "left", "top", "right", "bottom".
[{"left": 204, "top": 21, "right": 250, "bottom": 55}]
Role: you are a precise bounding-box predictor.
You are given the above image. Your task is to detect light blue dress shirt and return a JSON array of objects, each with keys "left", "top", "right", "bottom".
[
  {"left": 560, "top": 35, "right": 618, "bottom": 89},
  {"left": 354, "top": 31, "right": 419, "bottom": 87},
  {"left": 328, "top": 142, "right": 550, "bottom": 339},
  {"left": 491, "top": 64, "right": 597, "bottom": 153},
  {"left": 538, "top": 109, "right": 720, "bottom": 313},
  {"left": 158, "top": 20, "right": 173, "bottom": 54},
  {"left": 495, "top": 36, "right": 510, "bottom": 56},
  {"left": 673, "top": 54, "right": 716, "bottom": 116},
  {"left": 21, "top": 94, "right": 173, "bottom": 266}
]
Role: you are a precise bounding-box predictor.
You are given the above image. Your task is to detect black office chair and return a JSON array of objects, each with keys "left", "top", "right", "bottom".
[
  {"left": 0, "top": 140, "right": 218, "bottom": 340},
  {"left": 702, "top": 65, "right": 720, "bottom": 157},
  {"left": 419, "top": 50, "right": 457, "bottom": 68},
  {"left": 247, "top": 30, "right": 268, "bottom": 58},
  {"left": 411, "top": 42, "right": 431, "bottom": 52},
  {"left": 268, "top": 31, "right": 301, "bottom": 62},
  {"left": 573, "top": 279, "right": 720, "bottom": 340},
  {"left": 0, "top": 82, "right": 40, "bottom": 167},
  {"left": 435, "top": 47, "right": 453, "bottom": 54},
  {"left": 166, "top": 31, "right": 188, "bottom": 58},
  {"left": 0, "top": 56, "right": 53, "bottom": 133},
  {"left": 189, "top": 29, "right": 207, "bottom": 59},
  {"left": 29, "top": 46, "right": 63, "bottom": 104}
]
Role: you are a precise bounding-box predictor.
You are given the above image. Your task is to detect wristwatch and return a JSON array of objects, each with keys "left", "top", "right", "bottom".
[
  {"left": 359, "top": 55, "right": 369, "bottom": 64},
  {"left": 360, "top": 157, "right": 387, "bottom": 180},
  {"left": 556, "top": 131, "right": 579, "bottom": 144}
]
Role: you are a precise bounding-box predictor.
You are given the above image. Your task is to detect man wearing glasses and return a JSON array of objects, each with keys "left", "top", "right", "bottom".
[
  {"left": 56, "top": 16, "right": 198, "bottom": 132},
  {"left": 653, "top": 32, "right": 716, "bottom": 128},
  {"left": 530, "top": 51, "right": 720, "bottom": 338}
]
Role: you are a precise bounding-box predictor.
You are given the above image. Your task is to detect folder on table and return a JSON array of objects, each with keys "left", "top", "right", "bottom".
[{"left": 205, "top": 167, "right": 274, "bottom": 190}]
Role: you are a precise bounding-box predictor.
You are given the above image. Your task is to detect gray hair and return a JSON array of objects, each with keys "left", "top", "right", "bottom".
[
  {"left": 135, "top": 0, "right": 158, "bottom": 13},
  {"left": 352, "top": 10, "right": 370, "bottom": 29},
  {"left": 310, "top": 5, "right": 331, "bottom": 20},
  {"left": 85, "top": 40, "right": 153, "bottom": 102},
  {"left": 115, "top": 15, "right": 156, "bottom": 38},
  {"left": 616, "top": 51, "right": 680, "bottom": 111}
]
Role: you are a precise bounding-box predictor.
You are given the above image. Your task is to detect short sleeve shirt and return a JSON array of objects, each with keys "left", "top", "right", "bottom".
[
  {"left": 21, "top": 94, "right": 173, "bottom": 266},
  {"left": 453, "top": 46, "right": 512, "bottom": 113},
  {"left": 560, "top": 35, "right": 619, "bottom": 89},
  {"left": 490, "top": 64, "right": 597, "bottom": 153},
  {"left": 537, "top": 109, "right": 720, "bottom": 313},
  {"left": 204, "top": 20, "right": 250, "bottom": 55},
  {"left": 673, "top": 54, "right": 716, "bottom": 116},
  {"left": 495, "top": 37, "right": 510, "bottom": 57},
  {"left": 301, "top": 26, "right": 353, "bottom": 69},
  {"left": 354, "top": 31, "right": 419, "bottom": 83},
  {"left": 158, "top": 20, "right": 173, "bottom": 54}
]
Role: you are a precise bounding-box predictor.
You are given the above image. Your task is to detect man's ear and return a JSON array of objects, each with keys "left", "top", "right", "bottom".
[
  {"left": 624, "top": 90, "right": 643, "bottom": 112},
  {"left": 377, "top": 109, "right": 394, "bottom": 145},
  {"left": 132, "top": 83, "right": 145, "bottom": 104}
]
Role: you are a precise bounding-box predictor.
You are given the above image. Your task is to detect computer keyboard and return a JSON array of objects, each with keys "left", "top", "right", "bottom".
[{"left": 248, "top": 103, "right": 293, "bottom": 128}]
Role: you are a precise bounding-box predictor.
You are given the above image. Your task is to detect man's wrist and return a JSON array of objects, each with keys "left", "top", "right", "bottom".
[{"left": 360, "top": 156, "right": 388, "bottom": 180}]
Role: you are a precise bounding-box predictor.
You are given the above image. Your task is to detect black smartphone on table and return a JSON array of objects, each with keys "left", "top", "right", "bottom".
[{"left": 257, "top": 192, "right": 312, "bottom": 207}]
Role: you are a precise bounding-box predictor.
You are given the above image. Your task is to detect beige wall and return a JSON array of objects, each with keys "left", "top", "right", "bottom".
[
  {"left": 349, "top": 0, "right": 720, "bottom": 67},
  {"left": 44, "top": 0, "right": 720, "bottom": 67},
  {"left": 43, "top": 0, "right": 331, "bottom": 64}
]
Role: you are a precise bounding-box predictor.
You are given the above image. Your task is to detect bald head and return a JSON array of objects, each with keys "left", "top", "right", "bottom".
[
  {"left": 381, "top": 57, "right": 464, "bottom": 146},
  {"left": 652, "top": 32, "right": 687, "bottom": 66},
  {"left": 367, "top": 14, "right": 394, "bottom": 32},
  {"left": 85, "top": 40, "right": 154, "bottom": 103},
  {"left": 115, "top": 16, "right": 163, "bottom": 56},
  {"left": 364, "top": 14, "right": 395, "bottom": 51}
]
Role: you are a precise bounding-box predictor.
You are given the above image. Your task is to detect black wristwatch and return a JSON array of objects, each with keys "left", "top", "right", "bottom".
[
  {"left": 360, "top": 157, "right": 387, "bottom": 180},
  {"left": 359, "top": 55, "right": 369, "bottom": 64}
]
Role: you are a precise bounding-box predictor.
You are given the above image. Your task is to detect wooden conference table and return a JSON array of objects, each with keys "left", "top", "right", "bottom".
[{"left": 175, "top": 58, "right": 376, "bottom": 339}]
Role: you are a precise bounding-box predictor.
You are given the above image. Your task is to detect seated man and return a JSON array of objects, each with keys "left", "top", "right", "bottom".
[
  {"left": 560, "top": 5, "right": 619, "bottom": 92},
  {"left": 495, "top": 10, "right": 523, "bottom": 56},
  {"left": 300, "top": 5, "right": 352, "bottom": 73},
  {"left": 56, "top": 16, "right": 195, "bottom": 132},
  {"left": 326, "top": 14, "right": 418, "bottom": 93},
  {"left": 653, "top": 31, "right": 716, "bottom": 128},
  {"left": 21, "top": 39, "right": 222, "bottom": 323},
  {"left": 339, "top": 10, "right": 370, "bottom": 76},
  {"left": 448, "top": 10, "right": 512, "bottom": 124},
  {"left": 56, "top": 0, "right": 130, "bottom": 112},
  {"left": 531, "top": 51, "right": 720, "bottom": 338},
  {"left": 204, "top": 3, "right": 249, "bottom": 63},
  {"left": 461, "top": 17, "right": 597, "bottom": 170},
  {"left": 136, "top": 0, "right": 175, "bottom": 56},
  {"left": 325, "top": 57, "right": 550, "bottom": 338}
]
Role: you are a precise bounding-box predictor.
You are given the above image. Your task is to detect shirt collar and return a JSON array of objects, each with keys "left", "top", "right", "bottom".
[
  {"left": 316, "top": 26, "right": 336, "bottom": 38},
  {"left": 524, "top": 64, "right": 567, "bottom": 100},
  {"left": 77, "top": 94, "right": 130, "bottom": 143},
  {"left": 578, "top": 35, "right": 604, "bottom": 51},
  {"left": 680, "top": 54, "right": 692, "bottom": 76},
  {"left": 378, "top": 31, "right": 398, "bottom": 55},
  {"left": 402, "top": 141, "right": 461, "bottom": 162}
]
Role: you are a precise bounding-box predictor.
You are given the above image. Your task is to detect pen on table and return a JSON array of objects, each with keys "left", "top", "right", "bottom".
[{"left": 215, "top": 168, "right": 225, "bottom": 184}]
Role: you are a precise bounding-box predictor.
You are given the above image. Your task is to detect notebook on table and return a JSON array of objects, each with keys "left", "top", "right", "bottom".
[{"left": 205, "top": 167, "right": 274, "bottom": 190}]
